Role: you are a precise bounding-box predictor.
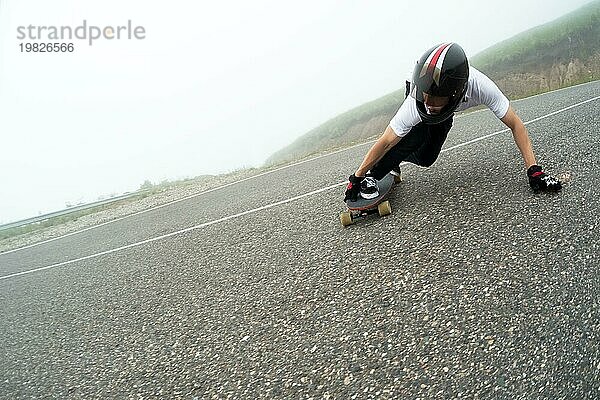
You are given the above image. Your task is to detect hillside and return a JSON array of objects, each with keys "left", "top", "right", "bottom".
[
  {"left": 267, "top": 89, "right": 404, "bottom": 165},
  {"left": 266, "top": 0, "right": 600, "bottom": 166},
  {"left": 471, "top": 0, "right": 600, "bottom": 98}
]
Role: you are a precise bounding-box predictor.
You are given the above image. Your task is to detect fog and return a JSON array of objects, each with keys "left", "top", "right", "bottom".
[{"left": 0, "top": 0, "right": 593, "bottom": 223}]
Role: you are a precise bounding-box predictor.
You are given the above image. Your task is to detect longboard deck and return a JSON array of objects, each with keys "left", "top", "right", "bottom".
[{"left": 345, "top": 174, "right": 394, "bottom": 211}]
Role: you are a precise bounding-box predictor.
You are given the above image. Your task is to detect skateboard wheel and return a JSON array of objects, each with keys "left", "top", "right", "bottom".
[
  {"left": 377, "top": 200, "right": 392, "bottom": 216},
  {"left": 340, "top": 211, "right": 353, "bottom": 227},
  {"left": 393, "top": 173, "right": 403, "bottom": 184}
]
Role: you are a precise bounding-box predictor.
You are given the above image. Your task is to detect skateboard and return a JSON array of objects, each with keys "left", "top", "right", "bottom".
[{"left": 340, "top": 172, "right": 402, "bottom": 226}]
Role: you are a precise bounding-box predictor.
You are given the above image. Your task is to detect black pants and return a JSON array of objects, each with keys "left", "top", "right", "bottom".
[{"left": 370, "top": 117, "right": 453, "bottom": 180}]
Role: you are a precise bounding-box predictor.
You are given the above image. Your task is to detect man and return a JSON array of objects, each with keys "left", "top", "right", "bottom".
[{"left": 344, "top": 43, "right": 562, "bottom": 202}]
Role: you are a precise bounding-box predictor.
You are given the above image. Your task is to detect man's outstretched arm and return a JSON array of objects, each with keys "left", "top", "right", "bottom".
[
  {"left": 501, "top": 106, "right": 562, "bottom": 191},
  {"left": 501, "top": 106, "right": 536, "bottom": 169}
]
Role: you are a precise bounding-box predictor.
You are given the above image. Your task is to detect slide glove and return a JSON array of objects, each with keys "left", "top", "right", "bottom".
[
  {"left": 527, "top": 165, "right": 562, "bottom": 192},
  {"left": 344, "top": 174, "right": 364, "bottom": 202}
]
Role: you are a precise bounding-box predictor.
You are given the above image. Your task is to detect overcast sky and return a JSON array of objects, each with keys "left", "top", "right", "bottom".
[{"left": 0, "top": 0, "right": 594, "bottom": 223}]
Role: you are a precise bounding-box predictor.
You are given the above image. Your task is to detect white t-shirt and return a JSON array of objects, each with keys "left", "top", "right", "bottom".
[{"left": 390, "top": 66, "right": 510, "bottom": 137}]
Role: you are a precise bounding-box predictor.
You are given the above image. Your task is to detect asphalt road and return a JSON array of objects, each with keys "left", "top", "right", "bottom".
[{"left": 1, "top": 81, "right": 599, "bottom": 399}]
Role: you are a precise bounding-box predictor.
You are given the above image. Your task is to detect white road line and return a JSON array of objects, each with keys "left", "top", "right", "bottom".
[
  {"left": 0, "top": 184, "right": 342, "bottom": 281},
  {"left": 2, "top": 82, "right": 597, "bottom": 257},
  {"left": 1, "top": 93, "right": 599, "bottom": 281},
  {"left": 441, "top": 96, "right": 600, "bottom": 153},
  {"left": 0, "top": 141, "right": 370, "bottom": 257}
]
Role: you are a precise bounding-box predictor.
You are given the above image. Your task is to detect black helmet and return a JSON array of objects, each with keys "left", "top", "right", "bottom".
[{"left": 410, "top": 43, "right": 469, "bottom": 124}]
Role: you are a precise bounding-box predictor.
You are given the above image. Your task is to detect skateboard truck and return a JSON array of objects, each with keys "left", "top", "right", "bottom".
[{"left": 340, "top": 200, "right": 392, "bottom": 226}]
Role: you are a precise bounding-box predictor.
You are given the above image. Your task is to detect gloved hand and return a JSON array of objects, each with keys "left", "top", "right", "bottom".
[
  {"left": 527, "top": 165, "right": 562, "bottom": 191},
  {"left": 344, "top": 174, "right": 364, "bottom": 202}
]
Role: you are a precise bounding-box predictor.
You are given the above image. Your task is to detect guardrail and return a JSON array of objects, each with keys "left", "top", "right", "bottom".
[{"left": 0, "top": 192, "right": 141, "bottom": 231}]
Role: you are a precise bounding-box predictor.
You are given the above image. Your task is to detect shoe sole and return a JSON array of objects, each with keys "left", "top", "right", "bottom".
[{"left": 360, "top": 192, "right": 379, "bottom": 200}]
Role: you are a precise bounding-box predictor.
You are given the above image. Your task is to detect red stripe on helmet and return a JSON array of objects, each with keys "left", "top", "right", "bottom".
[{"left": 427, "top": 43, "right": 451, "bottom": 75}]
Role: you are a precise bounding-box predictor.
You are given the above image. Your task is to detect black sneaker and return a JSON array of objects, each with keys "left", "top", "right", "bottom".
[{"left": 360, "top": 176, "right": 379, "bottom": 199}]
